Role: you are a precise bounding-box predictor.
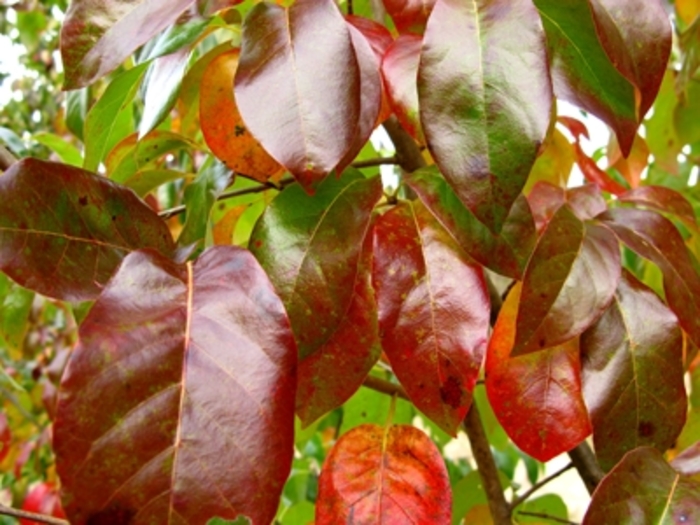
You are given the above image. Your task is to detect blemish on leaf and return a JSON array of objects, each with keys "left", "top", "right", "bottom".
[
  {"left": 235, "top": 125, "right": 246, "bottom": 137},
  {"left": 638, "top": 421, "right": 655, "bottom": 437},
  {"left": 439, "top": 376, "right": 463, "bottom": 409},
  {"left": 78, "top": 196, "right": 88, "bottom": 206}
]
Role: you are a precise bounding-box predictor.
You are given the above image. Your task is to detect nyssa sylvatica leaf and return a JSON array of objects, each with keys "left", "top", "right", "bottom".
[
  {"left": 618, "top": 185, "right": 697, "bottom": 226},
  {"left": 418, "top": 0, "right": 552, "bottom": 233},
  {"left": 372, "top": 200, "right": 490, "bottom": 435},
  {"left": 527, "top": 182, "right": 608, "bottom": 231},
  {"left": 0, "top": 159, "right": 174, "bottom": 301},
  {"left": 53, "top": 247, "right": 296, "bottom": 525},
  {"left": 581, "top": 270, "right": 686, "bottom": 472},
  {"left": 316, "top": 424, "right": 451, "bottom": 524},
  {"left": 486, "top": 283, "right": 592, "bottom": 462},
  {"left": 382, "top": 0, "right": 436, "bottom": 34}
]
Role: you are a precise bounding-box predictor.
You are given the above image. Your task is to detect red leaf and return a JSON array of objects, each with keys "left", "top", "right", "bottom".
[
  {"left": 381, "top": 34, "right": 425, "bottom": 144},
  {"left": 557, "top": 116, "right": 590, "bottom": 141},
  {"left": 54, "top": 247, "right": 296, "bottom": 524},
  {"left": 513, "top": 204, "right": 620, "bottom": 356},
  {"left": 20, "top": 483, "right": 66, "bottom": 525},
  {"left": 234, "top": 0, "right": 361, "bottom": 190},
  {"left": 486, "top": 282, "right": 592, "bottom": 462},
  {"left": 574, "top": 142, "right": 628, "bottom": 195},
  {"left": 618, "top": 185, "right": 697, "bottom": 226},
  {"left": 418, "top": 0, "right": 552, "bottom": 233},
  {"left": 60, "top": 0, "right": 196, "bottom": 89},
  {"left": 0, "top": 413, "right": 10, "bottom": 463},
  {"left": 527, "top": 182, "right": 607, "bottom": 231},
  {"left": 583, "top": 447, "right": 700, "bottom": 524},
  {"left": 373, "top": 201, "right": 490, "bottom": 435},
  {"left": 598, "top": 207, "right": 700, "bottom": 348},
  {"left": 316, "top": 424, "right": 451, "bottom": 524},
  {"left": 581, "top": 270, "right": 686, "bottom": 471},
  {"left": 0, "top": 159, "right": 174, "bottom": 301},
  {"left": 381, "top": 0, "right": 436, "bottom": 34}
]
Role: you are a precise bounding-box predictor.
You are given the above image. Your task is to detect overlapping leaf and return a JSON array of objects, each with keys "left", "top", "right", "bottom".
[
  {"left": 618, "top": 186, "right": 697, "bottom": 226},
  {"left": 382, "top": 0, "right": 436, "bottom": 34},
  {"left": 61, "top": 0, "right": 196, "bottom": 89},
  {"left": 53, "top": 247, "right": 297, "bottom": 524},
  {"left": 418, "top": 0, "right": 552, "bottom": 233},
  {"left": 316, "top": 424, "right": 451, "bottom": 524},
  {"left": 249, "top": 170, "right": 383, "bottom": 360},
  {"left": 486, "top": 283, "right": 592, "bottom": 462},
  {"left": 407, "top": 167, "right": 536, "bottom": 279},
  {"left": 234, "top": 0, "right": 362, "bottom": 190},
  {"left": 527, "top": 182, "right": 608, "bottom": 231},
  {"left": 583, "top": 447, "right": 700, "bottom": 524},
  {"left": 372, "top": 200, "right": 490, "bottom": 435},
  {"left": 598, "top": 207, "right": 700, "bottom": 348},
  {"left": 581, "top": 270, "right": 686, "bottom": 471},
  {"left": 0, "top": 159, "right": 174, "bottom": 301}
]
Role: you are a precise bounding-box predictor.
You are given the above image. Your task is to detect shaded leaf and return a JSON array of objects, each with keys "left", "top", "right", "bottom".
[
  {"left": 418, "top": 0, "right": 552, "bottom": 233},
  {"left": 581, "top": 270, "right": 686, "bottom": 471},
  {"left": 338, "top": 385, "right": 415, "bottom": 435},
  {"left": 249, "top": 170, "right": 383, "bottom": 360},
  {"left": 316, "top": 424, "right": 451, "bottom": 524},
  {"left": 527, "top": 182, "right": 607, "bottom": 232},
  {"left": 583, "top": 447, "right": 700, "bottom": 524},
  {"left": 382, "top": 0, "right": 436, "bottom": 34},
  {"left": 524, "top": 128, "right": 575, "bottom": 194},
  {"left": 0, "top": 273, "right": 34, "bottom": 354},
  {"left": 406, "top": 167, "right": 536, "bottom": 279},
  {"left": 372, "top": 200, "right": 490, "bottom": 435},
  {"left": 485, "top": 282, "right": 592, "bottom": 462},
  {"left": 54, "top": 247, "right": 296, "bottom": 524},
  {"left": 618, "top": 185, "right": 697, "bottom": 226},
  {"left": 0, "top": 159, "right": 174, "bottom": 301},
  {"left": 61, "top": 0, "right": 196, "bottom": 89},
  {"left": 513, "top": 204, "right": 620, "bottom": 356},
  {"left": 234, "top": 0, "right": 362, "bottom": 190}
]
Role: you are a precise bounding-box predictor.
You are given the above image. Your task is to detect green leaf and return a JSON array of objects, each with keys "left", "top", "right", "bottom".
[
  {"left": 0, "top": 127, "right": 28, "bottom": 158},
  {"left": 0, "top": 273, "right": 34, "bottom": 354},
  {"left": 339, "top": 384, "right": 415, "bottom": 435},
  {"left": 32, "top": 132, "right": 83, "bottom": 167},
  {"left": 65, "top": 88, "right": 89, "bottom": 141}
]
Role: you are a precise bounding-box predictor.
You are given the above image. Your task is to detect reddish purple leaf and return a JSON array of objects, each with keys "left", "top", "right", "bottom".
[
  {"left": 373, "top": 201, "right": 490, "bottom": 435},
  {"left": 513, "top": 204, "right": 620, "bottom": 356},
  {"left": 381, "top": 0, "right": 436, "bottom": 34},
  {"left": 527, "top": 182, "right": 608, "bottom": 231},
  {"left": 346, "top": 15, "right": 394, "bottom": 62},
  {"left": 61, "top": 0, "right": 196, "bottom": 89},
  {"left": 234, "top": 0, "right": 361, "bottom": 190},
  {"left": 53, "top": 247, "right": 296, "bottom": 525},
  {"left": 0, "top": 159, "right": 174, "bottom": 301},
  {"left": 598, "top": 207, "right": 700, "bottom": 349},
  {"left": 418, "top": 0, "right": 552, "bottom": 233},
  {"left": 619, "top": 186, "right": 697, "bottom": 226},
  {"left": 581, "top": 270, "right": 686, "bottom": 471},
  {"left": 583, "top": 447, "right": 700, "bottom": 524},
  {"left": 316, "top": 424, "right": 451, "bottom": 524},
  {"left": 672, "top": 441, "right": 700, "bottom": 476},
  {"left": 381, "top": 34, "right": 425, "bottom": 143},
  {"left": 486, "top": 283, "right": 592, "bottom": 462}
]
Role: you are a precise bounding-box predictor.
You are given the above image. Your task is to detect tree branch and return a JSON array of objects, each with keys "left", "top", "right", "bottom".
[
  {"left": 351, "top": 156, "right": 399, "bottom": 169},
  {"left": 567, "top": 441, "right": 604, "bottom": 495},
  {"left": 0, "top": 504, "right": 69, "bottom": 525},
  {"left": 516, "top": 511, "right": 579, "bottom": 525},
  {"left": 382, "top": 116, "right": 426, "bottom": 173},
  {"left": 0, "top": 144, "right": 18, "bottom": 171},
  {"left": 510, "top": 462, "right": 574, "bottom": 510},
  {"left": 362, "top": 375, "right": 409, "bottom": 400}
]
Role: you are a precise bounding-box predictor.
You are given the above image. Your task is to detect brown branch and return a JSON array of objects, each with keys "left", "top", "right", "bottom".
[
  {"left": 516, "top": 511, "right": 579, "bottom": 525},
  {"left": 362, "top": 375, "right": 409, "bottom": 400},
  {"left": 510, "top": 462, "right": 574, "bottom": 510},
  {"left": 567, "top": 441, "right": 604, "bottom": 495},
  {"left": 0, "top": 144, "right": 18, "bottom": 171},
  {"left": 382, "top": 116, "right": 426, "bottom": 173},
  {"left": 351, "top": 156, "right": 399, "bottom": 169},
  {"left": 0, "top": 504, "right": 69, "bottom": 525}
]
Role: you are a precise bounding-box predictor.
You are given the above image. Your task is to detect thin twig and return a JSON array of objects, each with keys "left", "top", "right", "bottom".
[
  {"left": 362, "top": 375, "right": 409, "bottom": 400},
  {"left": 347, "top": 0, "right": 354, "bottom": 15},
  {"left": 0, "top": 505, "right": 69, "bottom": 525},
  {"left": 0, "top": 144, "right": 18, "bottom": 171},
  {"left": 351, "top": 156, "right": 399, "bottom": 169},
  {"left": 510, "top": 462, "right": 574, "bottom": 510},
  {"left": 516, "top": 510, "right": 580, "bottom": 525},
  {"left": 568, "top": 441, "right": 604, "bottom": 495}
]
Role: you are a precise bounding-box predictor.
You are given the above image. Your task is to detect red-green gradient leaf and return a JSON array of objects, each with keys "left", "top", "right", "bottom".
[
  {"left": 527, "top": 182, "right": 608, "bottom": 232},
  {"left": 382, "top": 0, "right": 436, "bottom": 34},
  {"left": 574, "top": 142, "right": 628, "bottom": 195},
  {"left": 60, "top": 0, "right": 196, "bottom": 89},
  {"left": 200, "top": 49, "right": 283, "bottom": 182},
  {"left": 418, "top": 0, "right": 552, "bottom": 233},
  {"left": 513, "top": 204, "right": 620, "bottom": 356},
  {"left": 249, "top": 170, "right": 383, "bottom": 360},
  {"left": 316, "top": 424, "right": 451, "bottom": 524},
  {"left": 581, "top": 270, "right": 686, "bottom": 472},
  {"left": 486, "top": 283, "right": 592, "bottom": 462},
  {"left": 296, "top": 226, "right": 381, "bottom": 426},
  {"left": 618, "top": 186, "right": 697, "bottom": 226},
  {"left": 0, "top": 159, "right": 174, "bottom": 301},
  {"left": 598, "top": 207, "right": 700, "bottom": 348},
  {"left": 234, "top": 0, "right": 361, "bottom": 190},
  {"left": 373, "top": 201, "right": 490, "bottom": 435},
  {"left": 381, "top": 34, "right": 425, "bottom": 144},
  {"left": 406, "top": 167, "right": 536, "bottom": 279},
  {"left": 583, "top": 447, "right": 700, "bottom": 524},
  {"left": 53, "top": 247, "right": 296, "bottom": 524}
]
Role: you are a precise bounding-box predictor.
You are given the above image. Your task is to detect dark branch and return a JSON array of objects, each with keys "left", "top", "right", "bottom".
[
  {"left": 382, "top": 116, "right": 426, "bottom": 173},
  {"left": 0, "top": 505, "right": 69, "bottom": 525},
  {"left": 0, "top": 144, "right": 18, "bottom": 171},
  {"left": 567, "top": 441, "right": 604, "bottom": 495},
  {"left": 510, "top": 462, "right": 574, "bottom": 510},
  {"left": 351, "top": 156, "right": 399, "bottom": 169},
  {"left": 516, "top": 511, "right": 580, "bottom": 525}
]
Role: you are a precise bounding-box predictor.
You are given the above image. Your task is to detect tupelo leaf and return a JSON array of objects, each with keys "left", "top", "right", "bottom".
[
  {"left": 618, "top": 185, "right": 697, "bottom": 226},
  {"left": 0, "top": 159, "right": 174, "bottom": 301},
  {"left": 54, "top": 247, "right": 297, "bottom": 524},
  {"left": 381, "top": 0, "right": 436, "bottom": 34},
  {"left": 527, "top": 182, "right": 608, "bottom": 232}
]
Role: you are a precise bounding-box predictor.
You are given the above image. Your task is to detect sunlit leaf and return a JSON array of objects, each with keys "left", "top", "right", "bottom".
[
  {"left": 54, "top": 247, "right": 296, "bottom": 524},
  {"left": 524, "top": 128, "right": 575, "bottom": 194},
  {"left": 574, "top": 142, "right": 628, "bottom": 195},
  {"left": 32, "top": 132, "right": 83, "bottom": 167},
  {"left": 527, "top": 182, "right": 608, "bottom": 231},
  {"left": 607, "top": 133, "right": 650, "bottom": 189},
  {"left": 316, "top": 424, "right": 451, "bottom": 523},
  {"left": 645, "top": 70, "right": 681, "bottom": 175},
  {"left": 0, "top": 273, "right": 34, "bottom": 355},
  {"left": 618, "top": 185, "right": 697, "bottom": 226},
  {"left": 672, "top": 441, "right": 700, "bottom": 476}
]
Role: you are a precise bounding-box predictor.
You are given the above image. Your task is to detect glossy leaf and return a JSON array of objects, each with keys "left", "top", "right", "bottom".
[
  {"left": 672, "top": 441, "right": 700, "bottom": 476},
  {"left": 583, "top": 447, "right": 700, "bottom": 524},
  {"left": 486, "top": 283, "right": 592, "bottom": 462},
  {"left": 527, "top": 182, "right": 608, "bottom": 232},
  {"left": 618, "top": 186, "right": 697, "bottom": 226},
  {"left": 607, "top": 133, "right": 650, "bottom": 189},
  {"left": 382, "top": 0, "right": 436, "bottom": 34},
  {"left": 581, "top": 270, "right": 686, "bottom": 471},
  {"left": 60, "top": 0, "right": 196, "bottom": 89},
  {"left": 574, "top": 142, "right": 627, "bottom": 195},
  {"left": 373, "top": 200, "right": 490, "bottom": 435},
  {"left": 53, "top": 247, "right": 296, "bottom": 524},
  {"left": 0, "top": 159, "right": 174, "bottom": 301},
  {"left": 249, "top": 170, "right": 383, "bottom": 360},
  {"left": 200, "top": 49, "right": 283, "bottom": 182},
  {"left": 418, "top": 0, "right": 552, "bottom": 233},
  {"left": 316, "top": 424, "right": 451, "bottom": 524},
  {"left": 513, "top": 204, "right": 620, "bottom": 356},
  {"left": 234, "top": 0, "right": 362, "bottom": 190},
  {"left": 598, "top": 207, "right": 700, "bottom": 348},
  {"left": 407, "top": 167, "right": 536, "bottom": 279}
]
